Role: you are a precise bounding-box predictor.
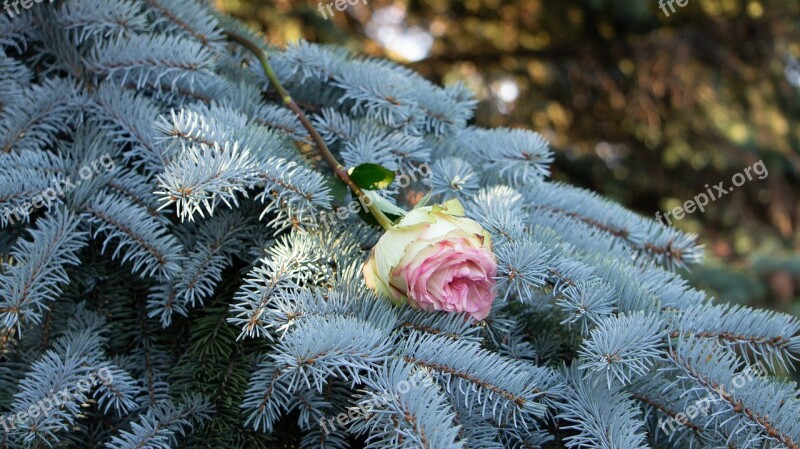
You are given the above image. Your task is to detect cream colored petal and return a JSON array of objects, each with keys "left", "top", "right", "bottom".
[
  {"left": 439, "top": 198, "right": 465, "bottom": 216},
  {"left": 364, "top": 252, "right": 406, "bottom": 304},
  {"left": 391, "top": 208, "right": 435, "bottom": 230},
  {"left": 374, "top": 222, "right": 431, "bottom": 285},
  {"left": 417, "top": 214, "right": 461, "bottom": 240},
  {"left": 482, "top": 229, "right": 494, "bottom": 250},
  {"left": 429, "top": 212, "right": 485, "bottom": 237}
]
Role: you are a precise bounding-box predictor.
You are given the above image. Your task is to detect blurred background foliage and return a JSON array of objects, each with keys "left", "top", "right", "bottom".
[{"left": 215, "top": 0, "right": 800, "bottom": 314}]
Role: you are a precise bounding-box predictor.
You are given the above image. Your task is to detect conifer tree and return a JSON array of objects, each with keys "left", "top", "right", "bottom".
[{"left": 0, "top": 1, "right": 798, "bottom": 448}]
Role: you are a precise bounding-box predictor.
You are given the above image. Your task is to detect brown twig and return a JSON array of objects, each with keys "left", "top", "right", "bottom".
[{"left": 224, "top": 31, "right": 394, "bottom": 230}]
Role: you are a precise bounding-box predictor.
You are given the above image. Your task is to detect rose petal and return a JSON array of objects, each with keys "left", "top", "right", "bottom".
[{"left": 363, "top": 200, "right": 498, "bottom": 321}]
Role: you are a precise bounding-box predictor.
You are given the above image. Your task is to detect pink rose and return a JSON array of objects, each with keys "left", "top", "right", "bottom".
[{"left": 363, "top": 199, "right": 497, "bottom": 320}]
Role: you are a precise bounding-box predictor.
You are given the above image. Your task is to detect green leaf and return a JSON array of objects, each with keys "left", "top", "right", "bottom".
[
  {"left": 325, "top": 177, "right": 348, "bottom": 203},
  {"left": 357, "top": 191, "right": 406, "bottom": 227},
  {"left": 363, "top": 191, "right": 406, "bottom": 217},
  {"left": 348, "top": 163, "right": 395, "bottom": 190}
]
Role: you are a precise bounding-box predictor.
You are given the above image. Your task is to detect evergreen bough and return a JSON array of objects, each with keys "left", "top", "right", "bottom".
[{"left": 0, "top": 1, "right": 798, "bottom": 448}]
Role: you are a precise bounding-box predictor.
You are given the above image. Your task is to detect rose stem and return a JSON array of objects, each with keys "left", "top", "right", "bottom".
[{"left": 225, "top": 30, "right": 394, "bottom": 231}]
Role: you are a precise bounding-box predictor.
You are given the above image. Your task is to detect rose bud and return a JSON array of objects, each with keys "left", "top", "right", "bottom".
[{"left": 363, "top": 198, "right": 498, "bottom": 320}]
